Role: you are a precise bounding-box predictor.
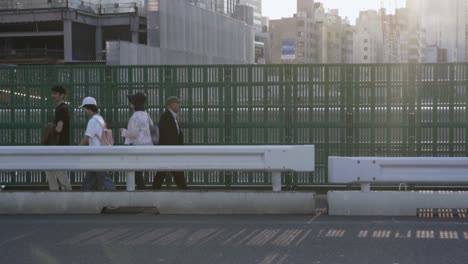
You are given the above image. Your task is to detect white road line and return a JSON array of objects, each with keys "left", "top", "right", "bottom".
[{"left": 307, "top": 212, "right": 322, "bottom": 224}]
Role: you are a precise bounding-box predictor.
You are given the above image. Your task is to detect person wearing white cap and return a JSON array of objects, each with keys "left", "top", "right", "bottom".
[{"left": 79, "top": 97, "right": 115, "bottom": 191}]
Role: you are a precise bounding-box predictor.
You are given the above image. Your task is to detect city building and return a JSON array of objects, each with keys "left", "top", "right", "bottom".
[
  {"left": 315, "top": 5, "right": 354, "bottom": 64},
  {"left": 110, "top": 0, "right": 255, "bottom": 65},
  {"left": 0, "top": 0, "right": 254, "bottom": 65},
  {"left": 341, "top": 19, "right": 354, "bottom": 63},
  {"left": 353, "top": 6, "right": 426, "bottom": 64},
  {"left": 254, "top": 17, "right": 270, "bottom": 64},
  {"left": 215, "top": 0, "right": 237, "bottom": 15},
  {"left": 407, "top": 0, "right": 466, "bottom": 62},
  {"left": 269, "top": 0, "right": 320, "bottom": 64},
  {"left": 231, "top": 4, "right": 254, "bottom": 26},
  {"left": 230, "top": 3, "right": 268, "bottom": 64},
  {"left": 0, "top": 0, "right": 147, "bottom": 64},
  {"left": 406, "top": 20, "right": 426, "bottom": 63},
  {"left": 236, "top": 0, "right": 263, "bottom": 31},
  {"left": 234, "top": 0, "right": 268, "bottom": 64},
  {"left": 188, "top": 0, "right": 216, "bottom": 11},
  {"left": 382, "top": 10, "right": 402, "bottom": 63},
  {"left": 353, "top": 10, "right": 384, "bottom": 63},
  {"left": 423, "top": 45, "right": 448, "bottom": 63},
  {"left": 353, "top": 7, "right": 426, "bottom": 64},
  {"left": 196, "top": 0, "right": 267, "bottom": 64}
]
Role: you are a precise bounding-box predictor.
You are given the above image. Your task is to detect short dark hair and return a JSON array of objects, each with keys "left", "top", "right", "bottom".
[
  {"left": 83, "top": 104, "right": 98, "bottom": 113},
  {"left": 51, "top": 86, "right": 66, "bottom": 95}
]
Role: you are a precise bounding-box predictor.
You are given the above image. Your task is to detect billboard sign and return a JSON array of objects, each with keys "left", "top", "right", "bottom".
[{"left": 281, "top": 40, "right": 296, "bottom": 60}]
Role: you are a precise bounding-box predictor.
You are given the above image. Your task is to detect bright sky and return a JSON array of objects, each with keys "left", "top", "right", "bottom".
[{"left": 263, "top": 0, "right": 407, "bottom": 24}]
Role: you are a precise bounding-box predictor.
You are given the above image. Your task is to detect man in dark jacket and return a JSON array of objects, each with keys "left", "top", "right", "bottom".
[{"left": 152, "top": 96, "right": 187, "bottom": 190}]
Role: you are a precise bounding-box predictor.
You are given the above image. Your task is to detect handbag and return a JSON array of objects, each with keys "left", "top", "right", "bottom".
[{"left": 41, "top": 123, "right": 60, "bottom": 145}]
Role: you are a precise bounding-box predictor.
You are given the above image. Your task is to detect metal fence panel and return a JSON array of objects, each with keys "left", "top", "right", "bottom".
[{"left": 1, "top": 64, "right": 467, "bottom": 187}]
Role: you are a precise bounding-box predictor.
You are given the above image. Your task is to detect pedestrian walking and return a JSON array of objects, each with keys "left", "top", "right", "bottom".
[
  {"left": 120, "top": 92, "right": 154, "bottom": 190},
  {"left": 45, "top": 86, "right": 72, "bottom": 191},
  {"left": 152, "top": 96, "right": 187, "bottom": 190},
  {"left": 79, "top": 96, "right": 116, "bottom": 191}
]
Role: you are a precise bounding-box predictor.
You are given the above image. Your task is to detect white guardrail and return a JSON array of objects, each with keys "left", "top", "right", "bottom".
[
  {"left": 0, "top": 145, "right": 315, "bottom": 192},
  {"left": 329, "top": 156, "right": 468, "bottom": 192}
]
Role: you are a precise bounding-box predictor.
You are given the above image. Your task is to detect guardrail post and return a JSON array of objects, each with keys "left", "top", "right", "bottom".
[
  {"left": 345, "top": 65, "right": 354, "bottom": 156},
  {"left": 126, "top": 171, "right": 135, "bottom": 191},
  {"left": 361, "top": 183, "right": 371, "bottom": 193},
  {"left": 272, "top": 172, "right": 281, "bottom": 192},
  {"left": 408, "top": 64, "right": 416, "bottom": 156}
]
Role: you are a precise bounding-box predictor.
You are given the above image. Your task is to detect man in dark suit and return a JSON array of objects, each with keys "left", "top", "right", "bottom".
[{"left": 152, "top": 96, "right": 187, "bottom": 190}]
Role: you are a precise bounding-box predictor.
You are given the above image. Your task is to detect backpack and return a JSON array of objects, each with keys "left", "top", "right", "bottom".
[{"left": 93, "top": 116, "right": 114, "bottom": 146}]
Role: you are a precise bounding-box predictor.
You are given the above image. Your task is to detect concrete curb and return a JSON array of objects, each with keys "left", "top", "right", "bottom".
[
  {"left": 328, "top": 191, "right": 468, "bottom": 216},
  {"left": 0, "top": 191, "right": 315, "bottom": 215}
]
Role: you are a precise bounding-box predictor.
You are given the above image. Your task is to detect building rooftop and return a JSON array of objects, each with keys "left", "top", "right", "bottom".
[{"left": 0, "top": 0, "right": 146, "bottom": 15}]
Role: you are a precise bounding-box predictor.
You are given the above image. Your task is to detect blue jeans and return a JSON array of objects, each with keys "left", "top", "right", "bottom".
[{"left": 81, "top": 171, "right": 116, "bottom": 191}]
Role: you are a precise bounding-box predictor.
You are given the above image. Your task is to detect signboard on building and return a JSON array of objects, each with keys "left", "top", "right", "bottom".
[{"left": 281, "top": 40, "right": 296, "bottom": 60}]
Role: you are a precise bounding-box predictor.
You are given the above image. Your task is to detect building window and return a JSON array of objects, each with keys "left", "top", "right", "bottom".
[
  {"left": 364, "top": 56, "right": 368, "bottom": 60},
  {"left": 298, "top": 41, "right": 305, "bottom": 47},
  {"left": 298, "top": 52, "right": 305, "bottom": 57},
  {"left": 298, "top": 32, "right": 304, "bottom": 37},
  {"left": 364, "top": 39, "right": 368, "bottom": 43},
  {"left": 297, "top": 20, "right": 305, "bottom": 27},
  {"left": 364, "top": 47, "right": 368, "bottom": 52}
]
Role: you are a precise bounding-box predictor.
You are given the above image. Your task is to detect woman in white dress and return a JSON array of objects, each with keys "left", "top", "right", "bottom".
[{"left": 120, "top": 92, "right": 154, "bottom": 190}]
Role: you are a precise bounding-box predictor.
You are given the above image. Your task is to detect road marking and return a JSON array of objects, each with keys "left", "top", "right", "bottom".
[
  {"left": 222, "top": 229, "right": 246, "bottom": 246},
  {"left": 272, "top": 229, "right": 303, "bottom": 246},
  {"left": 0, "top": 232, "right": 32, "bottom": 247},
  {"left": 60, "top": 228, "right": 109, "bottom": 245},
  {"left": 294, "top": 230, "right": 312, "bottom": 246},
  {"left": 307, "top": 211, "right": 323, "bottom": 224},
  {"left": 259, "top": 253, "right": 288, "bottom": 264}
]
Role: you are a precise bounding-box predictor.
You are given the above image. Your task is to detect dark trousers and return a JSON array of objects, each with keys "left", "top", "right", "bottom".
[
  {"left": 81, "top": 171, "right": 116, "bottom": 191},
  {"left": 152, "top": 171, "right": 187, "bottom": 190},
  {"left": 135, "top": 171, "right": 146, "bottom": 190}
]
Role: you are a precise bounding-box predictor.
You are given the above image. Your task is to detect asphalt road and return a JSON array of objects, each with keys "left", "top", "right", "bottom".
[{"left": 1, "top": 211, "right": 468, "bottom": 264}]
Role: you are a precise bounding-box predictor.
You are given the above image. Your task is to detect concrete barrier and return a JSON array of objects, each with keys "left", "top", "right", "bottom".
[
  {"left": 0, "top": 191, "right": 316, "bottom": 215},
  {"left": 328, "top": 191, "right": 468, "bottom": 216}
]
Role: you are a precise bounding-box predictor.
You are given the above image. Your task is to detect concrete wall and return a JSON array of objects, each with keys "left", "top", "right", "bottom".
[
  {"left": 329, "top": 191, "right": 468, "bottom": 216},
  {"left": 107, "top": 41, "right": 160, "bottom": 65},
  {"left": 159, "top": 0, "right": 254, "bottom": 64},
  {"left": 114, "top": 0, "right": 255, "bottom": 65},
  {"left": 0, "top": 191, "right": 316, "bottom": 215},
  {"left": 107, "top": 40, "right": 252, "bottom": 65}
]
